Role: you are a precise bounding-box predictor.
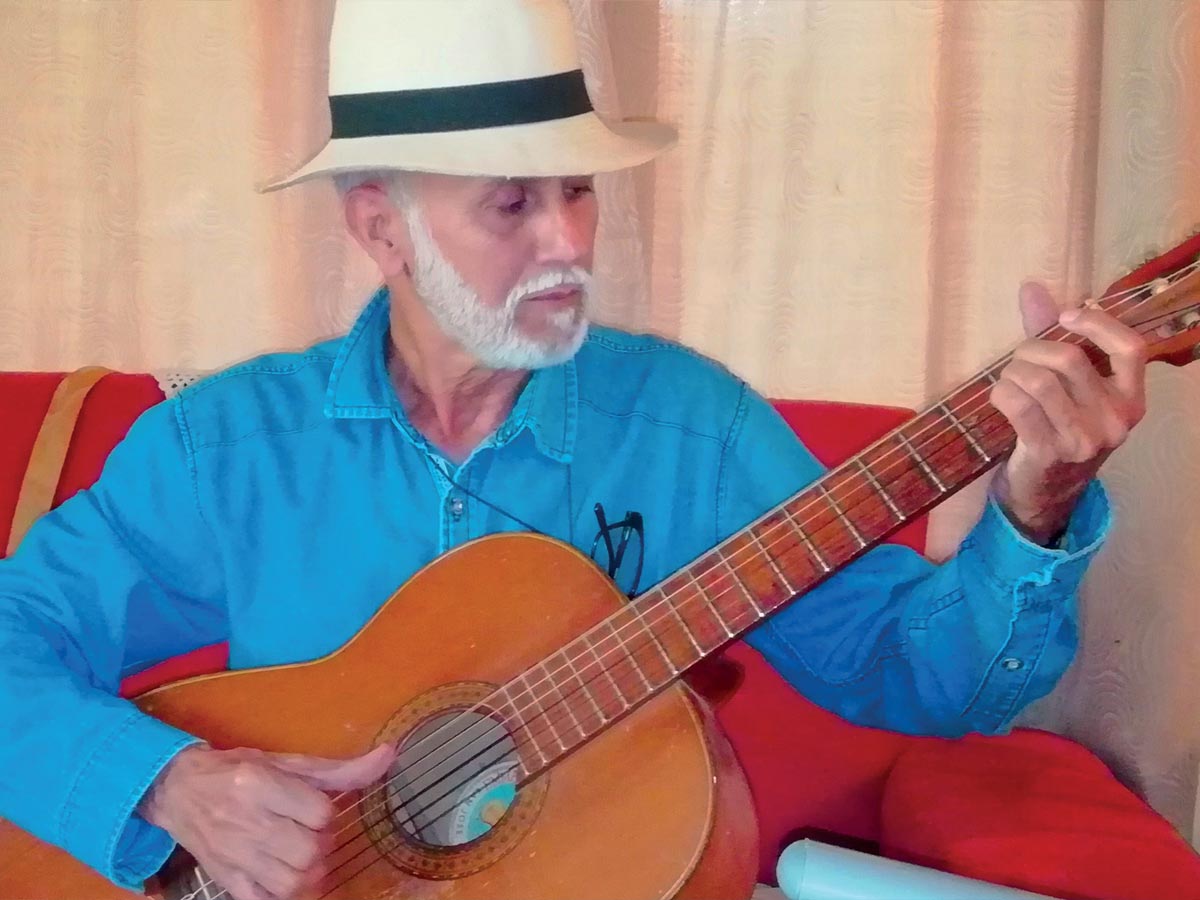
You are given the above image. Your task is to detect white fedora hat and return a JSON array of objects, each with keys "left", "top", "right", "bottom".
[{"left": 260, "top": 0, "right": 677, "bottom": 191}]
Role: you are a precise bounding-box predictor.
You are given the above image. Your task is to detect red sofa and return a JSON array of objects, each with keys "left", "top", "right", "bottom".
[{"left": 3, "top": 370, "right": 1200, "bottom": 899}]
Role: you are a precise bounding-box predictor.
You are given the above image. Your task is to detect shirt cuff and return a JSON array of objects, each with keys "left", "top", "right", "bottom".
[
  {"left": 58, "top": 710, "right": 201, "bottom": 890},
  {"left": 970, "top": 478, "right": 1112, "bottom": 596}
]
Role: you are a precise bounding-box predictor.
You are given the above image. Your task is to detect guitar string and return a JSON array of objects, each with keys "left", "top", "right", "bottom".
[
  {"left": 182, "top": 283, "right": 1200, "bottom": 900},
  {"left": 196, "top": 294, "right": 1200, "bottom": 900},
  {"left": 310, "top": 399, "right": 1026, "bottom": 895},
  {"left": 307, "top": 297, "right": 1200, "bottom": 894},
  {"left": 313, "top": 268, "right": 1192, "bottom": 837},
  {"left": 183, "top": 389, "right": 1008, "bottom": 900},
  {"left": 315, "top": 385, "right": 1037, "bottom": 877},
  {"left": 308, "top": 285, "right": 1200, "bottom": 875},
  {"left": 178, "top": 268, "right": 1198, "bottom": 900},
  {"left": 184, "top": 366, "right": 1021, "bottom": 900},
  {"left": 314, "top": 266, "right": 1179, "bottom": 819},
  {"left": 177, "top": 275, "right": 1197, "bottom": 900},
  {"left": 310, "top": 351, "right": 1167, "bottom": 899},
  {"left": 313, "top": 258, "right": 1200, "bottom": 834}
]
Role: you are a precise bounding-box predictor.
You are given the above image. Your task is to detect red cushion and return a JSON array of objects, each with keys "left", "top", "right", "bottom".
[
  {"left": 0, "top": 372, "right": 228, "bottom": 697},
  {"left": 713, "top": 399, "right": 930, "bottom": 882},
  {"left": 715, "top": 644, "right": 915, "bottom": 881},
  {"left": 881, "top": 729, "right": 1200, "bottom": 899},
  {"left": 118, "top": 645, "right": 230, "bottom": 698},
  {"left": 0, "top": 372, "right": 166, "bottom": 554}
]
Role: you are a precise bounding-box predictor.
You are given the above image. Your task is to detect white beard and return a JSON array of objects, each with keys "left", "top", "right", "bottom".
[{"left": 403, "top": 203, "right": 592, "bottom": 370}]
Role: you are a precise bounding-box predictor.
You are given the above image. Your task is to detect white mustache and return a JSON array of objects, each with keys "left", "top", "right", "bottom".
[{"left": 507, "top": 267, "right": 592, "bottom": 310}]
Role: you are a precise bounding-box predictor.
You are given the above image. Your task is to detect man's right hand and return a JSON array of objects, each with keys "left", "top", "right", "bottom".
[{"left": 139, "top": 742, "right": 396, "bottom": 900}]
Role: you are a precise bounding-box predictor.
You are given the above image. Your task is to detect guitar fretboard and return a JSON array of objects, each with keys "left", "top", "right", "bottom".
[
  {"left": 491, "top": 366, "right": 1020, "bottom": 779},
  {"left": 479, "top": 252, "right": 1200, "bottom": 781}
]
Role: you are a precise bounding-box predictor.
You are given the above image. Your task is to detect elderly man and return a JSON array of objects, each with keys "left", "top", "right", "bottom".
[{"left": 0, "top": 2, "right": 1148, "bottom": 899}]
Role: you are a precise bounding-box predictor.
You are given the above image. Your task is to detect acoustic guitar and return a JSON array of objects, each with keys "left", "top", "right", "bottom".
[{"left": 2, "top": 236, "right": 1199, "bottom": 900}]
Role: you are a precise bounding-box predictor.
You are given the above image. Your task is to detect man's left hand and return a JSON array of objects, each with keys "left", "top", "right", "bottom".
[{"left": 988, "top": 281, "right": 1149, "bottom": 546}]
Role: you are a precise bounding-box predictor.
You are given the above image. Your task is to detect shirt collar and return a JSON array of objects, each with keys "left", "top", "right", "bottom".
[
  {"left": 324, "top": 286, "right": 578, "bottom": 463},
  {"left": 323, "top": 287, "right": 395, "bottom": 419},
  {"left": 495, "top": 348, "right": 578, "bottom": 464}
]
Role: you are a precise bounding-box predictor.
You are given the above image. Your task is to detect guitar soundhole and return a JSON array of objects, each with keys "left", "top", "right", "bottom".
[
  {"left": 366, "top": 681, "right": 547, "bottom": 879},
  {"left": 385, "top": 709, "right": 520, "bottom": 848}
]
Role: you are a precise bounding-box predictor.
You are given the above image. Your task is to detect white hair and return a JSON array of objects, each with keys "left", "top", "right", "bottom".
[
  {"left": 334, "top": 169, "right": 591, "bottom": 369},
  {"left": 331, "top": 169, "right": 411, "bottom": 201},
  {"left": 405, "top": 201, "right": 591, "bottom": 369}
]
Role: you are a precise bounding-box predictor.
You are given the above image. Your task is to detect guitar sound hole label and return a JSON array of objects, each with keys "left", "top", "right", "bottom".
[{"left": 386, "top": 709, "right": 520, "bottom": 848}]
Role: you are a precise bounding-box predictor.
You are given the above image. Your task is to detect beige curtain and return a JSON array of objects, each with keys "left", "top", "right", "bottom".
[
  {"left": 645, "top": 0, "right": 1200, "bottom": 846},
  {"left": 0, "top": 0, "right": 647, "bottom": 371},
  {"left": 1, "top": 0, "right": 1199, "bottom": 846}
]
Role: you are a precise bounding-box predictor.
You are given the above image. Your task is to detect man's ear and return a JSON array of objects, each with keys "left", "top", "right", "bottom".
[{"left": 343, "top": 183, "right": 412, "bottom": 279}]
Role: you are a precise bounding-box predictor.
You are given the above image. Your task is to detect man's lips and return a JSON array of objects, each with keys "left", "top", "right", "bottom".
[{"left": 525, "top": 286, "right": 582, "bottom": 303}]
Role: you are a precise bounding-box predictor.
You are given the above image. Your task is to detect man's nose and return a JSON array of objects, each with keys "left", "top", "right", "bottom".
[{"left": 535, "top": 196, "right": 594, "bottom": 267}]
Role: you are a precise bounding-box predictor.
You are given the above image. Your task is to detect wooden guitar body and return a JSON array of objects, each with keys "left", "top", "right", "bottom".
[{"left": 0, "top": 534, "right": 758, "bottom": 900}]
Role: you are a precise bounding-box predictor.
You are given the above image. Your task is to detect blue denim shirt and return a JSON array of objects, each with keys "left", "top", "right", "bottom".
[{"left": 0, "top": 288, "right": 1109, "bottom": 888}]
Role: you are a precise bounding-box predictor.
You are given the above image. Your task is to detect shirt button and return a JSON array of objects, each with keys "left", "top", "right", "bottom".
[
  {"left": 448, "top": 496, "right": 465, "bottom": 521},
  {"left": 1001, "top": 657, "right": 1024, "bottom": 671}
]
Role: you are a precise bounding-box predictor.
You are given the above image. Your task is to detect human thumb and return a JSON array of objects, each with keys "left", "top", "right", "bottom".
[
  {"left": 1018, "top": 280, "right": 1061, "bottom": 338},
  {"left": 270, "top": 742, "right": 396, "bottom": 792}
]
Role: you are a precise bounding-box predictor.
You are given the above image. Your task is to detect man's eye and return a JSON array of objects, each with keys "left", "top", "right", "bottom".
[
  {"left": 567, "top": 183, "right": 594, "bottom": 199},
  {"left": 494, "top": 188, "right": 527, "bottom": 216}
]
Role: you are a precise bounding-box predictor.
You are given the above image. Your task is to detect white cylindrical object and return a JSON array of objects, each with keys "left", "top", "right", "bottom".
[{"left": 776, "top": 839, "right": 1063, "bottom": 900}]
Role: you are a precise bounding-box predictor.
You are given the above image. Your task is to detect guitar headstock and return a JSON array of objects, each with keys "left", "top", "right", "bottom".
[{"left": 1099, "top": 234, "right": 1200, "bottom": 368}]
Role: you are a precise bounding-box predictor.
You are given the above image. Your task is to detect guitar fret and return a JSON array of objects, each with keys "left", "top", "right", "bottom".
[
  {"left": 197, "top": 866, "right": 216, "bottom": 900},
  {"left": 856, "top": 458, "right": 904, "bottom": 522},
  {"left": 716, "top": 548, "right": 766, "bottom": 617},
  {"left": 939, "top": 402, "right": 991, "bottom": 462},
  {"left": 630, "top": 602, "right": 678, "bottom": 676},
  {"left": 746, "top": 530, "right": 796, "bottom": 595},
  {"left": 820, "top": 484, "right": 866, "bottom": 548},
  {"left": 521, "top": 672, "right": 568, "bottom": 751},
  {"left": 606, "top": 620, "right": 653, "bottom": 692},
  {"left": 688, "top": 571, "right": 734, "bottom": 638},
  {"left": 783, "top": 504, "right": 831, "bottom": 572},
  {"left": 499, "top": 685, "right": 549, "bottom": 767},
  {"left": 561, "top": 651, "right": 607, "bottom": 726},
  {"left": 664, "top": 596, "right": 706, "bottom": 655},
  {"left": 898, "top": 432, "right": 946, "bottom": 493},
  {"left": 556, "top": 652, "right": 604, "bottom": 724},
  {"left": 584, "top": 638, "right": 630, "bottom": 711},
  {"left": 540, "top": 660, "right": 587, "bottom": 741}
]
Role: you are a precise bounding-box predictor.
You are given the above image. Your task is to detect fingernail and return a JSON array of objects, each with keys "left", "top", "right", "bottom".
[{"left": 1060, "top": 309, "right": 1081, "bottom": 324}]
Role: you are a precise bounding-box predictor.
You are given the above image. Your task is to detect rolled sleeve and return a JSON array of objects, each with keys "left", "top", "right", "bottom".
[
  {"left": 967, "top": 479, "right": 1111, "bottom": 592},
  {"left": 62, "top": 712, "right": 201, "bottom": 889},
  {"left": 954, "top": 479, "right": 1111, "bottom": 731},
  {"left": 721, "top": 386, "right": 1113, "bottom": 737}
]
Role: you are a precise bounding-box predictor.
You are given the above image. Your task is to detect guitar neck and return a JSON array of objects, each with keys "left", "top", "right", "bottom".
[
  {"left": 491, "top": 362, "right": 1017, "bottom": 781},
  {"left": 486, "top": 247, "right": 1200, "bottom": 784}
]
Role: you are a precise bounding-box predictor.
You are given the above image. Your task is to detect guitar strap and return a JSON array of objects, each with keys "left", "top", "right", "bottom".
[{"left": 6, "top": 367, "right": 112, "bottom": 557}]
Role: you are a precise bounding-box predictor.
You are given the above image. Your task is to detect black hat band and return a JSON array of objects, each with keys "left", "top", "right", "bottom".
[{"left": 329, "top": 69, "right": 593, "bottom": 138}]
